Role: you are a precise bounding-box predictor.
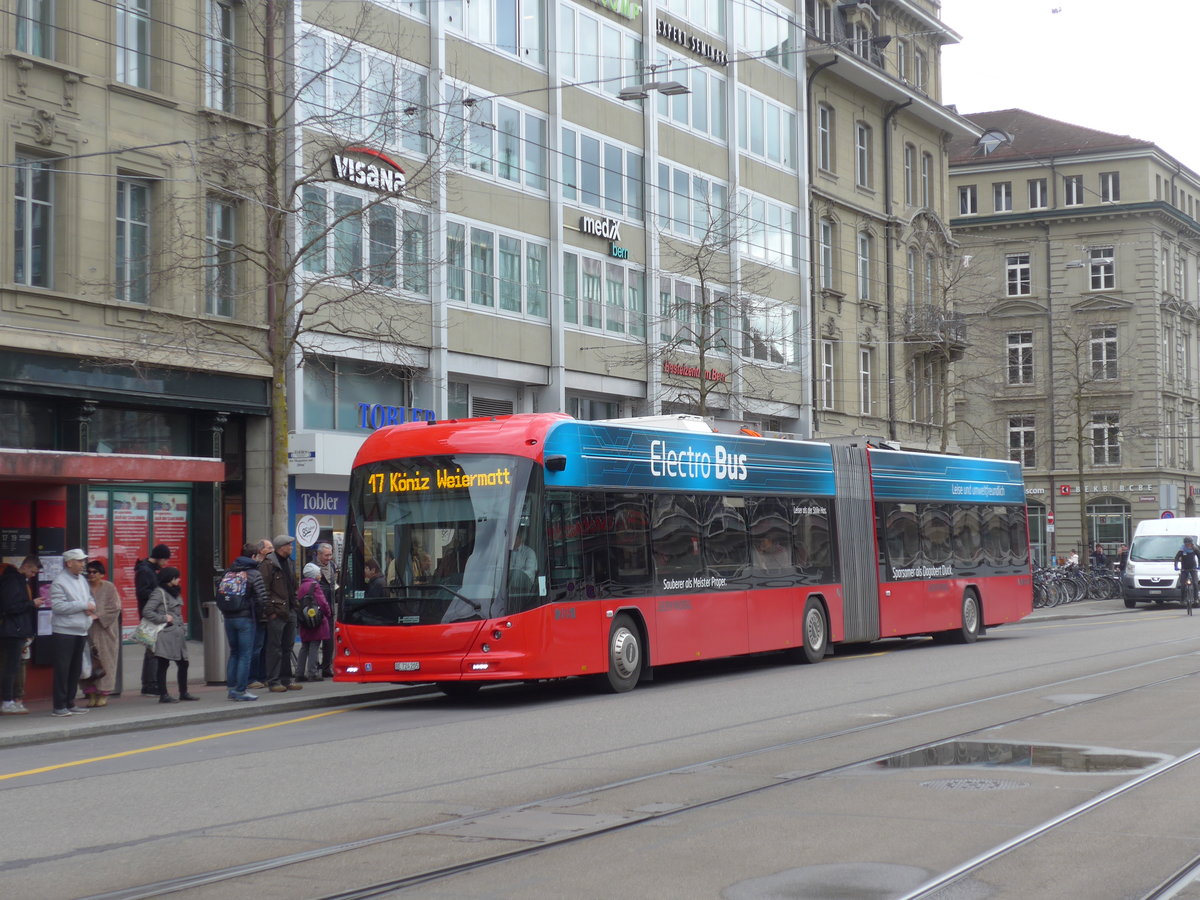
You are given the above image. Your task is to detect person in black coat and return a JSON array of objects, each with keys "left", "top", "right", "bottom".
[
  {"left": 0, "top": 558, "right": 39, "bottom": 715},
  {"left": 134, "top": 544, "right": 171, "bottom": 695}
]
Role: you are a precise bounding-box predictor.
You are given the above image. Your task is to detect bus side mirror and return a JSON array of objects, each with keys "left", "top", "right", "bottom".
[{"left": 545, "top": 454, "right": 567, "bottom": 472}]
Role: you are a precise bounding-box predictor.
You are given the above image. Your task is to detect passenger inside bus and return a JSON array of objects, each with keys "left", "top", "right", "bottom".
[
  {"left": 364, "top": 558, "right": 387, "bottom": 599},
  {"left": 751, "top": 533, "right": 792, "bottom": 574}
]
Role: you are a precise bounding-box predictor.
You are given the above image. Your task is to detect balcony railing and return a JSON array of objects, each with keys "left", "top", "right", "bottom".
[{"left": 901, "top": 306, "right": 968, "bottom": 357}]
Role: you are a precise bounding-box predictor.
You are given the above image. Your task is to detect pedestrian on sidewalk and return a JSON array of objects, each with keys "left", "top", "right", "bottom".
[
  {"left": 221, "top": 543, "right": 268, "bottom": 701},
  {"left": 296, "top": 563, "right": 330, "bottom": 682},
  {"left": 247, "top": 537, "right": 273, "bottom": 691},
  {"left": 49, "top": 549, "right": 97, "bottom": 717},
  {"left": 143, "top": 567, "right": 198, "bottom": 704},
  {"left": 314, "top": 542, "right": 336, "bottom": 679},
  {"left": 0, "top": 557, "right": 38, "bottom": 715},
  {"left": 80, "top": 561, "right": 122, "bottom": 708},
  {"left": 260, "top": 535, "right": 301, "bottom": 693},
  {"left": 134, "top": 545, "right": 171, "bottom": 696}
]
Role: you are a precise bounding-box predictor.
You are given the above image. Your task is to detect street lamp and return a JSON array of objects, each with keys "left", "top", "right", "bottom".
[{"left": 618, "top": 80, "right": 690, "bottom": 101}]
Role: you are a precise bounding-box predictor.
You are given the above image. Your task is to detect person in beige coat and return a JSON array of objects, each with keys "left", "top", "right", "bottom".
[{"left": 80, "top": 561, "right": 122, "bottom": 707}]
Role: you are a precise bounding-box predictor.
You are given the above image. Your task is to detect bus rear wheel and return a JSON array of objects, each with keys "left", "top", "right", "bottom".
[
  {"left": 795, "top": 597, "right": 828, "bottom": 664},
  {"left": 605, "top": 614, "right": 643, "bottom": 693},
  {"left": 948, "top": 591, "right": 981, "bottom": 644}
]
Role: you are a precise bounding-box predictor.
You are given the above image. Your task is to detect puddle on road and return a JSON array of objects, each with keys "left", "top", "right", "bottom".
[{"left": 873, "top": 740, "right": 1166, "bottom": 774}]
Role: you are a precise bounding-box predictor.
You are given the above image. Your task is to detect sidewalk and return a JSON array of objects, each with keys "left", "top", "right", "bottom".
[
  {"left": 0, "top": 639, "right": 427, "bottom": 749},
  {"left": 0, "top": 597, "right": 1144, "bottom": 750}
]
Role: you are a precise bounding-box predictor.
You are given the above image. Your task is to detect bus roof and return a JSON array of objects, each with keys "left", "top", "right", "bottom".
[{"left": 352, "top": 413, "right": 571, "bottom": 469}]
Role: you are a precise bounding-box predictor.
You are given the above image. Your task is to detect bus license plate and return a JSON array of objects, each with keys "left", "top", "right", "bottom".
[{"left": 394, "top": 661, "right": 420, "bottom": 671}]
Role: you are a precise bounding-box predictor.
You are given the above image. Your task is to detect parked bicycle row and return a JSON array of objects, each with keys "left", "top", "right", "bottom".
[{"left": 1033, "top": 565, "right": 1121, "bottom": 608}]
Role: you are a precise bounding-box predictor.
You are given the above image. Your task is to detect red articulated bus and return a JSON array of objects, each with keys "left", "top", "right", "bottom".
[{"left": 333, "top": 413, "right": 1032, "bottom": 696}]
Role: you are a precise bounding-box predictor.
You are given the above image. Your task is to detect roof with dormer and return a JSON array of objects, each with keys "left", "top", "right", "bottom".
[{"left": 948, "top": 108, "right": 1156, "bottom": 167}]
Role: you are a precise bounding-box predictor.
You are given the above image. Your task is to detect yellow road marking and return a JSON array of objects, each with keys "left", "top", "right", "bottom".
[{"left": 0, "top": 707, "right": 349, "bottom": 781}]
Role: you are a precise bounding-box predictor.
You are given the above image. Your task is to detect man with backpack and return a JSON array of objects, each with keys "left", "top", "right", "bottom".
[
  {"left": 219, "top": 542, "right": 269, "bottom": 701},
  {"left": 134, "top": 544, "right": 171, "bottom": 696}
]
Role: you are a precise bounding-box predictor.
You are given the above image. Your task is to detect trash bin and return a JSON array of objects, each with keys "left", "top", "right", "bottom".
[{"left": 202, "top": 601, "right": 228, "bottom": 684}]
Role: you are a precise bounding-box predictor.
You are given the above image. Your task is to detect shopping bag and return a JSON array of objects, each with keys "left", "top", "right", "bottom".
[{"left": 132, "top": 619, "right": 165, "bottom": 651}]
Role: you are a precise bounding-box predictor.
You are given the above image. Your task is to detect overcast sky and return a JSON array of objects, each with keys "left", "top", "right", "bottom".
[{"left": 939, "top": 0, "right": 1200, "bottom": 172}]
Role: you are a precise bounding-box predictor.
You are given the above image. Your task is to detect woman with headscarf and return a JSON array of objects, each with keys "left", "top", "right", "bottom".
[
  {"left": 142, "top": 567, "right": 198, "bottom": 703},
  {"left": 80, "top": 560, "right": 122, "bottom": 707}
]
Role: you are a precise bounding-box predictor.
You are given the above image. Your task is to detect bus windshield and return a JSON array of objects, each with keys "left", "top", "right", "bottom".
[{"left": 343, "top": 453, "right": 541, "bottom": 625}]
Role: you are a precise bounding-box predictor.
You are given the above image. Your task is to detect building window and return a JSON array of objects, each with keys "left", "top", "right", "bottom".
[
  {"left": 737, "top": 87, "right": 796, "bottom": 169},
  {"left": 820, "top": 340, "right": 835, "bottom": 409},
  {"left": 656, "top": 49, "right": 727, "bottom": 142},
  {"left": 1090, "top": 412, "right": 1120, "bottom": 465},
  {"left": 1101, "top": 171, "right": 1120, "bottom": 202},
  {"left": 299, "top": 32, "right": 428, "bottom": 154},
  {"left": 657, "top": 277, "right": 731, "bottom": 351},
  {"left": 816, "top": 104, "right": 833, "bottom": 172},
  {"left": 854, "top": 123, "right": 872, "bottom": 188},
  {"left": 204, "top": 197, "right": 235, "bottom": 317},
  {"left": 450, "top": 97, "right": 548, "bottom": 191},
  {"left": 116, "top": 0, "right": 151, "bottom": 89},
  {"left": 13, "top": 157, "right": 53, "bottom": 288},
  {"left": 302, "top": 356, "right": 418, "bottom": 432},
  {"left": 895, "top": 38, "right": 908, "bottom": 81},
  {"left": 204, "top": 1, "right": 234, "bottom": 111},
  {"left": 1008, "top": 415, "right": 1036, "bottom": 467},
  {"left": 1165, "top": 324, "right": 1176, "bottom": 380},
  {"left": 1007, "top": 331, "right": 1033, "bottom": 385},
  {"left": 818, "top": 218, "right": 835, "bottom": 290},
  {"left": 1064, "top": 174, "right": 1084, "bottom": 206},
  {"left": 564, "top": 127, "right": 644, "bottom": 221},
  {"left": 448, "top": 222, "right": 551, "bottom": 319},
  {"left": 1005, "top": 252, "right": 1031, "bottom": 296},
  {"left": 1089, "top": 246, "right": 1115, "bottom": 290},
  {"left": 736, "top": 192, "right": 798, "bottom": 269},
  {"left": 1028, "top": 178, "right": 1047, "bottom": 209},
  {"left": 562, "top": 253, "right": 644, "bottom": 335},
  {"left": 668, "top": 0, "right": 728, "bottom": 38},
  {"left": 742, "top": 298, "right": 796, "bottom": 364},
  {"left": 301, "top": 187, "right": 429, "bottom": 292},
  {"left": 859, "top": 348, "right": 873, "bottom": 415},
  {"left": 958, "top": 185, "right": 978, "bottom": 215},
  {"left": 557, "top": 5, "right": 639, "bottom": 98},
  {"left": 906, "top": 247, "right": 917, "bottom": 301},
  {"left": 1091, "top": 326, "right": 1118, "bottom": 380},
  {"left": 568, "top": 396, "right": 619, "bottom": 421},
  {"left": 903, "top": 144, "right": 915, "bottom": 205},
  {"left": 447, "top": 0, "right": 545, "bottom": 65},
  {"left": 115, "top": 179, "right": 150, "bottom": 304},
  {"left": 856, "top": 231, "right": 872, "bottom": 300},
  {"left": 807, "top": 0, "right": 833, "bottom": 40},
  {"left": 912, "top": 50, "right": 927, "bottom": 90},
  {"left": 920, "top": 152, "right": 932, "bottom": 207},
  {"left": 993, "top": 181, "right": 1012, "bottom": 212},
  {"left": 16, "top": 0, "right": 54, "bottom": 58}
]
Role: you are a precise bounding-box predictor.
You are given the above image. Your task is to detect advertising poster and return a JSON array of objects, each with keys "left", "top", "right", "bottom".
[
  {"left": 112, "top": 491, "right": 149, "bottom": 639},
  {"left": 0, "top": 499, "right": 32, "bottom": 557},
  {"left": 87, "top": 490, "right": 110, "bottom": 575},
  {"left": 153, "top": 494, "right": 190, "bottom": 623}
]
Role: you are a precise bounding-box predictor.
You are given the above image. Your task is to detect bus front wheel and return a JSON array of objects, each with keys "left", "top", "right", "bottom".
[{"left": 605, "top": 614, "right": 643, "bottom": 693}]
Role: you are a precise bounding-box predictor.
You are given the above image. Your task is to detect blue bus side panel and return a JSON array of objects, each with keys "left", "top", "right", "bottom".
[
  {"left": 543, "top": 422, "right": 837, "bottom": 496},
  {"left": 868, "top": 451, "right": 1025, "bottom": 505}
]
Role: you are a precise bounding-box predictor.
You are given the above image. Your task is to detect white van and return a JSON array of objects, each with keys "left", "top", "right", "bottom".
[{"left": 1121, "top": 517, "right": 1200, "bottom": 607}]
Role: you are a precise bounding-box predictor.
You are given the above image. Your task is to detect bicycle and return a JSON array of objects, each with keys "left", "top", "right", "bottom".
[{"left": 1177, "top": 567, "right": 1198, "bottom": 615}]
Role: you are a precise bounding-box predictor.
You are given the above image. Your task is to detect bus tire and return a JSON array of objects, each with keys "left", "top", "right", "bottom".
[
  {"left": 437, "top": 682, "right": 481, "bottom": 700},
  {"left": 949, "top": 591, "right": 981, "bottom": 644},
  {"left": 796, "top": 597, "right": 828, "bottom": 664},
  {"left": 605, "top": 614, "right": 643, "bottom": 693}
]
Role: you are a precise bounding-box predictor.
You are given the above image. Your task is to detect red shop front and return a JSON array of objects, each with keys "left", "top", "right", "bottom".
[{"left": 0, "top": 450, "right": 224, "bottom": 703}]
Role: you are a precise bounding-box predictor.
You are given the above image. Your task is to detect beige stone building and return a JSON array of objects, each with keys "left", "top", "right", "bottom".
[
  {"left": 805, "top": 0, "right": 977, "bottom": 450},
  {"left": 0, "top": 1, "right": 274, "bottom": 620},
  {"left": 949, "top": 108, "right": 1200, "bottom": 563}
]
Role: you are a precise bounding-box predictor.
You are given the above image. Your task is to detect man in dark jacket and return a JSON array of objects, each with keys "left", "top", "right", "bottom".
[
  {"left": 0, "top": 558, "right": 39, "bottom": 714},
  {"left": 260, "top": 534, "right": 300, "bottom": 693},
  {"left": 134, "top": 544, "right": 171, "bottom": 695},
  {"left": 223, "top": 542, "right": 269, "bottom": 701}
]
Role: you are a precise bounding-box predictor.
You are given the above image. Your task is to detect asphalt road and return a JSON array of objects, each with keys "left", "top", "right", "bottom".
[{"left": 6, "top": 603, "right": 1200, "bottom": 899}]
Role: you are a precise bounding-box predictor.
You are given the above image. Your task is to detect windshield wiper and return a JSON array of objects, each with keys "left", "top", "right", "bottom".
[{"left": 382, "top": 583, "right": 482, "bottom": 612}]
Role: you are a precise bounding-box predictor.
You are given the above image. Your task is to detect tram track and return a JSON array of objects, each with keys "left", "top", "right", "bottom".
[{"left": 80, "top": 634, "right": 1200, "bottom": 900}]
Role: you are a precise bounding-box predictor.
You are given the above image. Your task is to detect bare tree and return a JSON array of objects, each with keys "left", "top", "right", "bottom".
[{"left": 607, "top": 192, "right": 798, "bottom": 423}]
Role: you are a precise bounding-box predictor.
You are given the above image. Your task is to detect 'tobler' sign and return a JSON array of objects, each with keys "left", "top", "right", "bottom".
[{"left": 331, "top": 147, "right": 406, "bottom": 193}]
